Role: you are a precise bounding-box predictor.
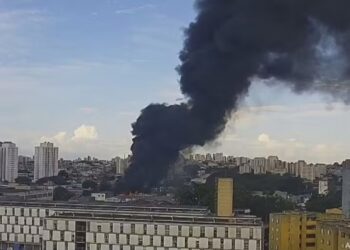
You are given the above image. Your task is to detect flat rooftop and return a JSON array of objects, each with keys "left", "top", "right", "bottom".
[{"left": 0, "top": 201, "right": 262, "bottom": 226}]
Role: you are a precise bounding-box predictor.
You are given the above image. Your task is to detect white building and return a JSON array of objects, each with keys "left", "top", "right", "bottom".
[
  {"left": 239, "top": 164, "right": 252, "bottom": 174},
  {"left": 267, "top": 156, "right": 279, "bottom": 172},
  {"left": 314, "top": 164, "right": 327, "bottom": 179},
  {"left": 34, "top": 142, "right": 59, "bottom": 181},
  {"left": 213, "top": 153, "right": 225, "bottom": 163},
  {"left": 251, "top": 158, "right": 267, "bottom": 174},
  {"left": 0, "top": 202, "right": 263, "bottom": 250},
  {"left": 318, "top": 180, "right": 328, "bottom": 195},
  {"left": 91, "top": 193, "right": 106, "bottom": 201},
  {"left": 0, "top": 142, "right": 18, "bottom": 182},
  {"left": 114, "top": 157, "right": 128, "bottom": 176}
]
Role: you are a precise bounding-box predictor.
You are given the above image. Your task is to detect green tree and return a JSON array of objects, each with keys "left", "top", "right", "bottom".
[
  {"left": 82, "top": 180, "right": 98, "bottom": 190},
  {"left": 58, "top": 170, "right": 69, "bottom": 179},
  {"left": 53, "top": 187, "right": 73, "bottom": 201},
  {"left": 99, "top": 181, "right": 112, "bottom": 192},
  {"left": 15, "top": 177, "right": 32, "bottom": 185},
  {"left": 306, "top": 191, "right": 341, "bottom": 212}
]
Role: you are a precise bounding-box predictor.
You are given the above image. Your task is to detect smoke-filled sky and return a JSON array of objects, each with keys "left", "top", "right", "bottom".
[{"left": 1, "top": 0, "right": 350, "bottom": 164}]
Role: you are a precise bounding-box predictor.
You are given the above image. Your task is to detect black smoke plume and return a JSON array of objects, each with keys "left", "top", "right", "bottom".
[{"left": 121, "top": 0, "right": 350, "bottom": 191}]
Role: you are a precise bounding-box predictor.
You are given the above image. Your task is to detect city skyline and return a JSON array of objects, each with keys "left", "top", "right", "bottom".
[{"left": 1, "top": 0, "right": 350, "bottom": 162}]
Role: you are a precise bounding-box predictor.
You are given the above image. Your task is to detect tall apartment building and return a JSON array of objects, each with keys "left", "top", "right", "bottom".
[
  {"left": 342, "top": 167, "right": 350, "bottom": 218},
  {"left": 34, "top": 142, "right": 58, "bottom": 181},
  {"left": 0, "top": 142, "right": 18, "bottom": 182},
  {"left": 114, "top": 157, "right": 129, "bottom": 176},
  {"left": 267, "top": 156, "right": 279, "bottom": 172},
  {"left": 0, "top": 201, "right": 264, "bottom": 250},
  {"left": 251, "top": 158, "right": 267, "bottom": 174}
]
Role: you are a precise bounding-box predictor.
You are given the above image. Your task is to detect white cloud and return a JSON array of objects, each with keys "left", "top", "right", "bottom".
[
  {"left": 41, "top": 125, "right": 98, "bottom": 145},
  {"left": 72, "top": 125, "right": 98, "bottom": 141},
  {"left": 40, "top": 132, "right": 67, "bottom": 144},
  {"left": 258, "top": 133, "right": 271, "bottom": 144}
]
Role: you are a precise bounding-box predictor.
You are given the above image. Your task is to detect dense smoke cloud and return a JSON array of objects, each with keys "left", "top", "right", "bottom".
[{"left": 121, "top": 0, "right": 350, "bottom": 191}]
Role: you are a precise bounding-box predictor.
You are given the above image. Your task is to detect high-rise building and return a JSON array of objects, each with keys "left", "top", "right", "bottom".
[
  {"left": 215, "top": 178, "right": 234, "bottom": 217},
  {"left": 213, "top": 153, "right": 225, "bottom": 162},
  {"left": 113, "top": 156, "right": 129, "bottom": 175},
  {"left": 34, "top": 142, "right": 58, "bottom": 181},
  {"left": 267, "top": 156, "right": 279, "bottom": 172},
  {"left": 342, "top": 167, "right": 350, "bottom": 218},
  {"left": 0, "top": 142, "right": 18, "bottom": 182}
]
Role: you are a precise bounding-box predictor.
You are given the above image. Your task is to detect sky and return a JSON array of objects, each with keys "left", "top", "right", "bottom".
[{"left": 0, "top": 0, "right": 349, "bottom": 164}]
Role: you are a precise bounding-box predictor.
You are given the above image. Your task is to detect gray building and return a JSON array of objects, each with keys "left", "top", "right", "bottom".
[
  {"left": 34, "top": 142, "right": 59, "bottom": 181},
  {"left": 0, "top": 142, "right": 19, "bottom": 183},
  {"left": 342, "top": 167, "right": 350, "bottom": 218}
]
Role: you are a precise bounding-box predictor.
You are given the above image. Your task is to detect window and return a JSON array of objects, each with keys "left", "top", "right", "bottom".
[
  {"left": 61, "top": 231, "right": 65, "bottom": 241},
  {"left": 138, "top": 236, "right": 143, "bottom": 246},
  {"left": 306, "top": 243, "right": 315, "bottom": 247},
  {"left": 306, "top": 234, "right": 315, "bottom": 239},
  {"left": 244, "top": 239, "right": 249, "bottom": 250},
  {"left": 208, "top": 239, "right": 213, "bottom": 249},
  {"left": 249, "top": 228, "right": 254, "bottom": 239},
  {"left": 201, "top": 227, "right": 205, "bottom": 237},
  {"left": 97, "top": 225, "right": 102, "bottom": 233},
  {"left": 236, "top": 228, "right": 241, "bottom": 238}
]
